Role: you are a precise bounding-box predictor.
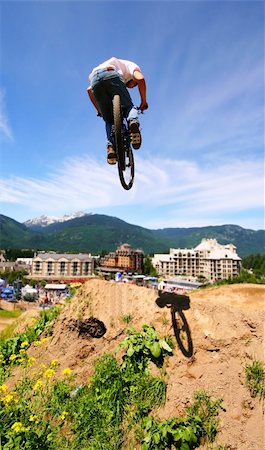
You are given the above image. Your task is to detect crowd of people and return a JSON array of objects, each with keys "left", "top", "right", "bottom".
[{"left": 37, "top": 288, "right": 68, "bottom": 308}]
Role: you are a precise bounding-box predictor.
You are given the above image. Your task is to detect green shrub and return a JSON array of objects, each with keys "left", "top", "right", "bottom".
[{"left": 23, "top": 293, "right": 37, "bottom": 302}]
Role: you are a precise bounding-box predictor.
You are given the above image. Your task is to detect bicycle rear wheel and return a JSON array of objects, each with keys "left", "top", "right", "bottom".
[
  {"left": 113, "top": 95, "right": 134, "bottom": 190},
  {"left": 171, "top": 308, "right": 193, "bottom": 357}
]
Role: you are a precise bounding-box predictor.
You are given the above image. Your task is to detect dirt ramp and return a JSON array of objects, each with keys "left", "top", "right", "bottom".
[
  {"left": 191, "top": 283, "right": 265, "bottom": 310},
  {"left": 24, "top": 280, "right": 264, "bottom": 449},
  {"left": 33, "top": 280, "right": 164, "bottom": 381}
]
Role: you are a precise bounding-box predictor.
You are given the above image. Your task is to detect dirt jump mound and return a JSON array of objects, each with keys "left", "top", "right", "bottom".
[{"left": 21, "top": 279, "right": 264, "bottom": 449}]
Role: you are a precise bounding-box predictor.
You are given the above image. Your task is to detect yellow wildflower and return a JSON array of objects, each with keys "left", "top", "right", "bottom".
[
  {"left": 11, "top": 422, "right": 24, "bottom": 433},
  {"left": 29, "top": 415, "right": 39, "bottom": 423},
  {"left": 0, "top": 384, "right": 8, "bottom": 393},
  {"left": 1, "top": 393, "right": 14, "bottom": 405},
  {"left": 50, "top": 359, "right": 59, "bottom": 368},
  {"left": 41, "top": 337, "right": 49, "bottom": 343},
  {"left": 19, "top": 349, "right": 26, "bottom": 355},
  {"left": 33, "top": 379, "right": 43, "bottom": 391},
  {"left": 20, "top": 341, "right": 29, "bottom": 349},
  {"left": 0, "top": 353, "right": 4, "bottom": 362},
  {"left": 60, "top": 411, "right": 69, "bottom": 420},
  {"left": 62, "top": 368, "right": 72, "bottom": 376},
  {"left": 34, "top": 340, "right": 41, "bottom": 347},
  {"left": 43, "top": 368, "right": 55, "bottom": 379},
  {"left": 27, "top": 357, "right": 36, "bottom": 366},
  {"left": 9, "top": 354, "right": 17, "bottom": 361}
]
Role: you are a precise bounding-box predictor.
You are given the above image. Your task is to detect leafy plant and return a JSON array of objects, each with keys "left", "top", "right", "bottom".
[
  {"left": 120, "top": 324, "right": 173, "bottom": 372},
  {"left": 140, "top": 415, "right": 198, "bottom": 449},
  {"left": 139, "top": 391, "right": 224, "bottom": 449}
]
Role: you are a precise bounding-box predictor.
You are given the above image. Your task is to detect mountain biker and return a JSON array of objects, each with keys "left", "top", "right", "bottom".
[{"left": 87, "top": 57, "right": 148, "bottom": 165}]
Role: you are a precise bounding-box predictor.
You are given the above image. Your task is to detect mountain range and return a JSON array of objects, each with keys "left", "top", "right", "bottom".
[{"left": 0, "top": 213, "right": 264, "bottom": 257}]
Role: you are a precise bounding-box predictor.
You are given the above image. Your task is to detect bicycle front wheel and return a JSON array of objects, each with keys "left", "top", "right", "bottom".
[
  {"left": 113, "top": 95, "right": 134, "bottom": 190},
  {"left": 171, "top": 308, "right": 193, "bottom": 357}
]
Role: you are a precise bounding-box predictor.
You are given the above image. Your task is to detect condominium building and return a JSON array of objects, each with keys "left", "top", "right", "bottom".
[
  {"left": 31, "top": 252, "right": 95, "bottom": 280},
  {"left": 152, "top": 239, "right": 241, "bottom": 282},
  {"left": 100, "top": 243, "right": 144, "bottom": 273}
]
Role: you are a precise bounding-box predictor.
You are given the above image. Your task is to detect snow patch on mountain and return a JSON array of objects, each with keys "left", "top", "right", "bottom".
[{"left": 24, "top": 212, "right": 91, "bottom": 227}]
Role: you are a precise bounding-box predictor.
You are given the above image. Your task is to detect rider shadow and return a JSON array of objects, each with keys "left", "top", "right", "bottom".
[{"left": 156, "top": 292, "right": 193, "bottom": 358}]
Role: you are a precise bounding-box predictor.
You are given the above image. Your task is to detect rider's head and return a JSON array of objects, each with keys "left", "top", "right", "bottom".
[{"left": 126, "top": 79, "right": 137, "bottom": 89}]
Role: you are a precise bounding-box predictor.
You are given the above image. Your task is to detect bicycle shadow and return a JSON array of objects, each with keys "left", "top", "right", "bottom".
[{"left": 156, "top": 292, "right": 193, "bottom": 358}]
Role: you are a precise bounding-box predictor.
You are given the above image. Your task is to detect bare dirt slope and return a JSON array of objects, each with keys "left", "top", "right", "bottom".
[{"left": 20, "top": 280, "right": 264, "bottom": 450}]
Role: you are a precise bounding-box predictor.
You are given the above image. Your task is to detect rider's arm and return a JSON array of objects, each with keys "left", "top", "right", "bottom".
[
  {"left": 87, "top": 86, "right": 102, "bottom": 116},
  {"left": 133, "top": 70, "right": 148, "bottom": 112}
]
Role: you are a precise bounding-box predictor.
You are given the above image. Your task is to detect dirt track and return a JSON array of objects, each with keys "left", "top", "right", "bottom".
[{"left": 10, "top": 280, "right": 265, "bottom": 449}]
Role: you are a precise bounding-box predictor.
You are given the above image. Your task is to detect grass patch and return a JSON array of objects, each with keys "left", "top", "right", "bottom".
[
  {"left": 0, "top": 306, "right": 61, "bottom": 382},
  {"left": 0, "top": 309, "right": 22, "bottom": 319},
  {"left": 245, "top": 360, "right": 265, "bottom": 399},
  {"left": 0, "top": 319, "right": 22, "bottom": 341},
  {"left": 122, "top": 313, "right": 133, "bottom": 324}
]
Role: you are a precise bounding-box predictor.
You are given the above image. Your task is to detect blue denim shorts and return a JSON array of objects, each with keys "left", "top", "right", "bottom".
[{"left": 90, "top": 68, "right": 122, "bottom": 89}]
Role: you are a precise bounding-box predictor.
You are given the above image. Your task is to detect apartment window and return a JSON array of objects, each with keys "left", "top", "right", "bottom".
[
  {"left": 34, "top": 261, "right": 41, "bottom": 272},
  {"left": 84, "top": 262, "right": 90, "bottom": 274},
  {"left": 60, "top": 262, "right": 66, "bottom": 274},
  {"left": 72, "top": 261, "right": 78, "bottom": 275},
  {"left": 47, "top": 261, "right": 54, "bottom": 274}
]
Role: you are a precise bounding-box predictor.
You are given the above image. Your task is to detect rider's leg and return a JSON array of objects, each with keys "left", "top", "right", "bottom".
[
  {"left": 108, "top": 81, "right": 142, "bottom": 150},
  {"left": 114, "top": 82, "right": 142, "bottom": 150},
  {"left": 92, "top": 80, "right": 117, "bottom": 164},
  {"left": 105, "top": 122, "right": 117, "bottom": 165},
  {"left": 105, "top": 122, "right": 113, "bottom": 147}
]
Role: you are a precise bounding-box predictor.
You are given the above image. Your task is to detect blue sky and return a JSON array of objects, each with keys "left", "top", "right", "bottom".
[{"left": 0, "top": 0, "right": 264, "bottom": 230}]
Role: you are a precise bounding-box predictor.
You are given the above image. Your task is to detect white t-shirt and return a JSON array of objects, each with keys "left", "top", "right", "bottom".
[{"left": 89, "top": 57, "right": 140, "bottom": 84}]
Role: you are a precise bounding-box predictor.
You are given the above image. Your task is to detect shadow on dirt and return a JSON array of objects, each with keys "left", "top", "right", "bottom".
[
  {"left": 76, "top": 317, "right": 107, "bottom": 338},
  {"left": 156, "top": 292, "right": 193, "bottom": 357}
]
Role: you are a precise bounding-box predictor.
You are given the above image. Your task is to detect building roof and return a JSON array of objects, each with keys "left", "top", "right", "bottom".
[
  {"left": 194, "top": 239, "right": 241, "bottom": 260},
  {"left": 153, "top": 239, "right": 241, "bottom": 261},
  {"left": 34, "top": 253, "right": 93, "bottom": 261},
  {"left": 44, "top": 284, "right": 67, "bottom": 290}
]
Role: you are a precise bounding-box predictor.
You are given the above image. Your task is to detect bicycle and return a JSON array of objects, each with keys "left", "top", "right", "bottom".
[{"left": 112, "top": 94, "right": 139, "bottom": 190}]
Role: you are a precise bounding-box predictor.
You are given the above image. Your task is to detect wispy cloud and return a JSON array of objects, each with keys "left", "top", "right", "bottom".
[
  {"left": 0, "top": 155, "right": 263, "bottom": 228},
  {"left": 0, "top": 90, "right": 13, "bottom": 141},
  {"left": 149, "top": 15, "right": 264, "bottom": 160}
]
